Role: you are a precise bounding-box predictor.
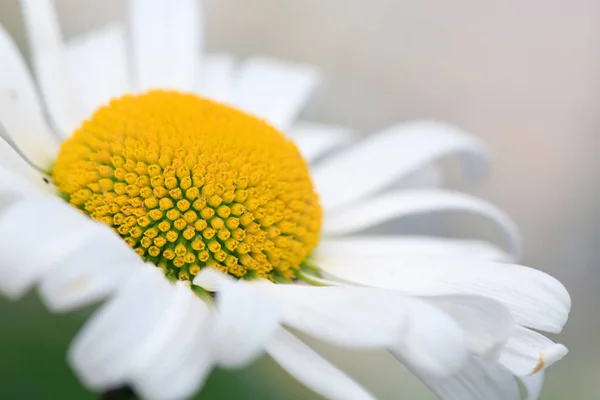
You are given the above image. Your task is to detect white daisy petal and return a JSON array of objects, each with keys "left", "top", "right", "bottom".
[
  {"left": 323, "top": 189, "right": 522, "bottom": 259},
  {"left": 395, "top": 165, "right": 444, "bottom": 189},
  {"left": 419, "top": 357, "right": 520, "bottom": 400},
  {"left": 231, "top": 58, "right": 321, "bottom": 131},
  {"left": 128, "top": 0, "right": 201, "bottom": 91},
  {"left": 260, "top": 285, "right": 474, "bottom": 377},
  {"left": 129, "top": 282, "right": 215, "bottom": 400},
  {"left": 196, "top": 53, "right": 236, "bottom": 104},
  {"left": 499, "top": 326, "right": 568, "bottom": 376},
  {"left": 425, "top": 295, "right": 515, "bottom": 360},
  {"left": 266, "top": 328, "right": 375, "bottom": 400},
  {"left": 256, "top": 284, "right": 410, "bottom": 348},
  {"left": 19, "top": 0, "right": 81, "bottom": 136},
  {"left": 0, "top": 25, "right": 59, "bottom": 168},
  {"left": 66, "top": 23, "right": 131, "bottom": 118},
  {"left": 192, "top": 265, "right": 232, "bottom": 291},
  {"left": 390, "top": 299, "right": 468, "bottom": 378},
  {"left": 0, "top": 164, "right": 42, "bottom": 206},
  {"left": 313, "top": 120, "right": 489, "bottom": 211},
  {"left": 318, "top": 254, "right": 570, "bottom": 333},
  {"left": 292, "top": 273, "right": 344, "bottom": 286},
  {"left": 38, "top": 227, "right": 144, "bottom": 312},
  {"left": 519, "top": 372, "right": 545, "bottom": 400},
  {"left": 0, "top": 196, "right": 109, "bottom": 300},
  {"left": 0, "top": 136, "right": 52, "bottom": 192},
  {"left": 316, "top": 236, "right": 510, "bottom": 263},
  {"left": 69, "top": 265, "right": 177, "bottom": 389},
  {"left": 195, "top": 269, "right": 279, "bottom": 368},
  {"left": 286, "top": 121, "right": 353, "bottom": 163}
]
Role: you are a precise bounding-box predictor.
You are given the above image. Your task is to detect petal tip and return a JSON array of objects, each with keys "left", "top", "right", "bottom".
[{"left": 530, "top": 344, "right": 568, "bottom": 375}]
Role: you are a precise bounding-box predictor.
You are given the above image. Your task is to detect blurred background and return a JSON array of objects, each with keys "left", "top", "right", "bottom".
[{"left": 0, "top": 0, "right": 598, "bottom": 398}]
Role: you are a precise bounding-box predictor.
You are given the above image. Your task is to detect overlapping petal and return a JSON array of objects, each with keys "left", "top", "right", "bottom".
[
  {"left": 230, "top": 57, "right": 320, "bottom": 131},
  {"left": 499, "top": 326, "right": 568, "bottom": 376},
  {"left": 318, "top": 253, "right": 570, "bottom": 333},
  {"left": 69, "top": 265, "right": 216, "bottom": 400},
  {"left": 19, "top": 0, "right": 81, "bottom": 136},
  {"left": 65, "top": 23, "right": 131, "bottom": 118},
  {"left": 194, "top": 268, "right": 280, "bottom": 368},
  {"left": 313, "top": 121, "right": 489, "bottom": 211},
  {"left": 418, "top": 357, "right": 521, "bottom": 400},
  {"left": 322, "top": 189, "right": 521, "bottom": 259},
  {"left": 0, "top": 25, "right": 59, "bottom": 169},
  {"left": 266, "top": 328, "right": 376, "bottom": 400}
]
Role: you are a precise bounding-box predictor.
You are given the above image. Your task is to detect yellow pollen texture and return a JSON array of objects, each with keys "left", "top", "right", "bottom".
[{"left": 53, "top": 91, "right": 322, "bottom": 282}]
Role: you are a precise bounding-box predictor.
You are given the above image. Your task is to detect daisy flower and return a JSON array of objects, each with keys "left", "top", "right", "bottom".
[{"left": 0, "top": 0, "right": 570, "bottom": 399}]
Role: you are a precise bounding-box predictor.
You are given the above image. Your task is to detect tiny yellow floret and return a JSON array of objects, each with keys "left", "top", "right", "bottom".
[{"left": 53, "top": 91, "right": 322, "bottom": 281}]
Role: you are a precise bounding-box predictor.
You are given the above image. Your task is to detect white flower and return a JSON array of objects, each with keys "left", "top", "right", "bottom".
[{"left": 0, "top": 0, "right": 570, "bottom": 400}]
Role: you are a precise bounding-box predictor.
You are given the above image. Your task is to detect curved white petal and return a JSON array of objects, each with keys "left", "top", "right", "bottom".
[
  {"left": 316, "top": 236, "right": 510, "bottom": 263},
  {"left": 0, "top": 196, "right": 111, "bottom": 300},
  {"left": 519, "top": 372, "right": 545, "bottom": 400},
  {"left": 256, "top": 284, "right": 411, "bottom": 348},
  {"left": 196, "top": 53, "right": 236, "bottom": 103},
  {"left": 195, "top": 268, "right": 279, "bottom": 368},
  {"left": 390, "top": 299, "right": 468, "bottom": 378},
  {"left": 128, "top": 0, "right": 201, "bottom": 91},
  {"left": 19, "top": 0, "right": 81, "bottom": 136},
  {"left": 129, "top": 282, "right": 215, "bottom": 400},
  {"left": 0, "top": 136, "right": 52, "bottom": 193},
  {"left": 287, "top": 121, "right": 353, "bottom": 163},
  {"left": 0, "top": 25, "right": 59, "bottom": 168},
  {"left": 499, "top": 326, "right": 568, "bottom": 376},
  {"left": 417, "top": 357, "right": 520, "bottom": 400},
  {"left": 38, "top": 226, "right": 144, "bottom": 312},
  {"left": 313, "top": 120, "right": 489, "bottom": 211},
  {"left": 425, "top": 295, "right": 515, "bottom": 360},
  {"left": 323, "top": 190, "right": 522, "bottom": 259},
  {"left": 192, "top": 265, "right": 231, "bottom": 291},
  {"left": 294, "top": 273, "right": 344, "bottom": 286},
  {"left": 396, "top": 164, "right": 444, "bottom": 189},
  {"left": 69, "top": 264, "right": 170, "bottom": 389},
  {"left": 231, "top": 57, "right": 320, "bottom": 131},
  {"left": 318, "top": 254, "right": 570, "bottom": 333},
  {"left": 266, "top": 328, "right": 375, "bottom": 400},
  {"left": 69, "top": 265, "right": 215, "bottom": 395},
  {"left": 66, "top": 23, "right": 131, "bottom": 118},
  {"left": 0, "top": 164, "right": 43, "bottom": 208}
]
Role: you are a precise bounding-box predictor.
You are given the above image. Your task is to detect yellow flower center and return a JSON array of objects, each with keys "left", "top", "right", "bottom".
[{"left": 52, "top": 91, "right": 322, "bottom": 282}]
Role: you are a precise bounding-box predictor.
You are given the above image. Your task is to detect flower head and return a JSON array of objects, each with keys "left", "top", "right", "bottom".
[
  {"left": 0, "top": 0, "right": 571, "bottom": 399},
  {"left": 54, "top": 91, "right": 321, "bottom": 282}
]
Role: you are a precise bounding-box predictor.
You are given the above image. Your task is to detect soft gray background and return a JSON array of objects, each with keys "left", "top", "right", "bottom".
[{"left": 0, "top": 0, "right": 598, "bottom": 398}]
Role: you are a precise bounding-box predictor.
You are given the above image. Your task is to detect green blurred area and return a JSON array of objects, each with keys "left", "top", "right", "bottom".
[{"left": 0, "top": 293, "right": 93, "bottom": 399}]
